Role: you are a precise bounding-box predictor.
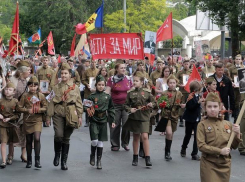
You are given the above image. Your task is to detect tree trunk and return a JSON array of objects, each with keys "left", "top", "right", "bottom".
[{"left": 231, "top": 27, "right": 239, "bottom": 58}]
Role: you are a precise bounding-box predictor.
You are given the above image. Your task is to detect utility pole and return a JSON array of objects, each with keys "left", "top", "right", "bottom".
[
  {"left": 220, "top": 26, "right": 225, "bottom": 60},
  {"left": 123, "top": 0, "right": 126, "bottom": 32}
]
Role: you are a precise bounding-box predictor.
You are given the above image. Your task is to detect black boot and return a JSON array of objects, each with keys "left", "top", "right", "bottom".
[
  {"left": 96, "top": 147, "right": 103, "bottom": 169},
  {"left": 61, "top": 143, "right": 69, "bottom": 170},
  {"left": 165, "top": 139, "right": 172, "bottom": 161},
  {"left": 180, "top": 148, "right": 186, "bottom": 157},
  {"left": 145, "top": 156, "right": 152, "bottom": 166},
  {"left": 139, "top": 142, "right": 145, "bottom": 158},
  {"left": 35, "top": 156, "right": 42, "bottom": 168},
  {"left": 90, "top": 145, "right": 97, "bottom": 166},
  {"left": 179, "top": 116, "right": 184, "bottom": 127},
  {"left": 26, "top": 156, "right": 32, "bottom": 168},
  {"left": 53, "top": 141, "right": 62, "bottom": 166},
  {"left": 132, "top": 155, "right": 138, "bottom": 166}
]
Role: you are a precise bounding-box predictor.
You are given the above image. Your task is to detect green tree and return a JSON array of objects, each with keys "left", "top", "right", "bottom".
[
  {"left": 104, "top": 0, "right": 167, "bottom": 36},
  {"left": 186, "top": 0, "right": 245, "bottom": 57}
]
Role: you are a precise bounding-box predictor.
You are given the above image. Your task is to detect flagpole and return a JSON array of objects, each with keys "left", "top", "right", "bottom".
[
  {"left": 86, "top": 33, "right": 92, "bottom": 60},
  {"left": 171, "top": 38, "right": 173, "bottom": 61},
  {"left": 16, "top": 1, "right": 19, "bottom": 56}
]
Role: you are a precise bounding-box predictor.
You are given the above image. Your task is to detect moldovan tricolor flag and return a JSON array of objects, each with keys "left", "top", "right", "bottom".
[
  {"left": 156, "top": 12, "right": 173, "bottom": 43},
  {"left": 184, "top": 65, "right": 201, "bottom": 93},
  {"left": 47, "top": 31, "right": 55, "bottom": 55},
  {"left": 8, "top": 2, "right": 19, "bottom": 56},
  {"left": 28, "top": 28, "right": 41, "bottom": 44},
  {"left": 75, "top": 0, "right": 104, "bottom": 35}
]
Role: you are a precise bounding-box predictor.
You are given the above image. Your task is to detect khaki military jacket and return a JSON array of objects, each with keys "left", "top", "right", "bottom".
[
  {"left": 202, "top": 65, "right": 215, "bottom": 76},
  {"left": 124, "top": 87, "right": 156, "bottom": 122},
  {"left": 161, "top": 89, "right": 183, "bottom": 121},
  {"left": 176, "top": 69, "right": 192, "bottom": 93},
  {"left": 17, "top": 92, "right": 47, "bottom": 123},
  {"left": 47, "top": 80, "right": 83, "bottom": 121},
  {"left": 36, "top": 66, "right": 56, "bottom": 92},
  {"left": 197, "top": 117, "right": 241, "bottom": 160},
  {"left": 0, "top": 97, "right": 19, "bottom": 127},
  {"left": 150, "top": 70, "right": 162, "bottom": 86},
  {"left": 81, "top": 68, "right": 99, "bottom": 99}
]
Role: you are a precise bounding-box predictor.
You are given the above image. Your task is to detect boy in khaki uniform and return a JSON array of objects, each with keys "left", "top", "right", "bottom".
[
  {"left": 0, "top": 82, "right": 19, "bottom": 168},
  {"left": 46, "top": 63, "right": 83, "bottom": 171},
  {"left": 150, "top": 59, "right": 164, "bottom": 86},
  {"left": 36, "top": 56, "right": 56, "bottom": 127},
  {"left": 176, "top": 59, "right": 191, "bottom": 127},
  {"left": 228, "top": 54, "right": 244, "bottom": 122},
  {"left": 82, "top": 60, "right": 99, "bottom": 127}
]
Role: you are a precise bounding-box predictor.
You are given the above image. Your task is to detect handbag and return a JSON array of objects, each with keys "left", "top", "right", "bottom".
[
  {"left": 65, "top": 105, "right": 79, "bottom": 129},
  {"left": 154, "top": 92, "right": 177, "bottom": 132}
]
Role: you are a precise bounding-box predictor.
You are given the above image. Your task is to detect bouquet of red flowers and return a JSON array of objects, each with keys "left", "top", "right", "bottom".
[{"left": 156, "top": 94, "right": 170, "bottom": 109}]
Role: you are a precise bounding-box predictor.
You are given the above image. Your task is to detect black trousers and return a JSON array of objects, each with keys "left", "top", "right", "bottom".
[{"left": 181, "top": 121, "right": 198, "bottom": 156}]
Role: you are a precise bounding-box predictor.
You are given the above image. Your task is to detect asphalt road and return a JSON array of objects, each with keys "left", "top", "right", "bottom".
[{"left": 0, "top": 117, "right": 244, "bottom": 182}]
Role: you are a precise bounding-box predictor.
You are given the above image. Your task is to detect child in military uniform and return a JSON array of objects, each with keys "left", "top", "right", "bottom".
[
  {"left": 156, "top": 75, "right": 185, "bottom": 161},
  {"left": 0, "top": 82, "right": 19, "bottom": 168},
  {"left": 197, "top": 92, "right": 242, "bottom": 182},
  {"left": 123, "top": 71, "right": 156, "bottom": 167},
  {"left": 17, "top": 76, "right": 47, "bottom": 168},
  {"left": 46, "top": 63, "right": 83, "bottom": 171},
  {"left": 84, "top": 75, "right": 115, "bottom": 169}
]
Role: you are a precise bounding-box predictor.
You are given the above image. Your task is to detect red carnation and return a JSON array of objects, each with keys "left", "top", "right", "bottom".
[
  {"left": 4, "top": 50, "right": 8, "bottom": 54},
  {"left": 27, "top": 97, "right": 31, "bottom": 101},
  {"left": 156, "top": 95, "right": 160, "bottom": 100},
  {"left": 152, "top": 86, "right": 156, "bottom": 90},
  {"left": 94, "top": 105, "right": 98, "bottom": 108},
  {"left": 167, "top": 93, "right": 173, "bottom": 98},
  {"left": 1, "top": 105, "right": 4, "bottom": 110},
  {"left": 159, "top": 101, "right": 167, "bottom": 108},
  {"left": 2, "top": 55, "right": 6, "bottom": 58}
]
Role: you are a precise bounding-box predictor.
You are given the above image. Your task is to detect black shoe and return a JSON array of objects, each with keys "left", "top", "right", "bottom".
[
  {"left": 84, "top": 122, "right": 89, "bottom": 127},
  {"left": 26, "top": 156, "right": 32, "bottom": 168},
  {"left": 179, "top": 116, "right": 184, "bottom": 127},
  {"left": 90, "top": 145, "right": 96, "bottom": 166},
  {"left": 165, "top": 152, "right": 172, "bottom": 161},
  {"left": 180, "top": 148, "right": 186, "bottom": 157},
  {"left": 53, "top": 141, "right": 62, "bottom": 167},
  {"left": 20, "top": 155, "right": 27, "bottom": 163},
  {"left": 179, "top": 122, "right": 184, "bottom": 127},
  {"left": 35, "top": 156, "right": 42, "bottom": 168},
  {"left": 139, "top": 142, "right": 145, "bottom": 158},
  {"left": 96, "top": 147, "right": 103, "bottom": 169},
  {"left": 132, "top": 155, "right": 138, "bottom": 166},
  {"left": 145, "top": 156, "right": 152, "bottom": 166},
  {"left": 0, "top": 162, "right": 6, "bottom": 168},
  {"left": 192, "top": 155, "right": 200, "bottom": 161},
  {"left": 43, "top": 122, "right": 49, "bottom": 127},
  {"left": 61, "top": 143, "right": 69, "bottom": 170}
]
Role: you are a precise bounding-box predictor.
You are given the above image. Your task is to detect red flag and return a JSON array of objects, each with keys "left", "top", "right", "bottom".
[
  {"left": 145, "top": 53, "right": 155, "bottom": 66},
  {"left": 184, "top": 65, "right": 202, "bottom": 93},
  {"left": 70, "top": 33, "right": 76, "bottom": 57},
  {"left": 8, "top": 2, "right": 19, "bottom": 56},
  {"left": 47, "top": 31, "right": 55, "bottom": 55},
  {"left": 57, "top": 54, "right": 61, "bottom": 63},
  {"left": 156, "top": 12, "right": 173, "bottom": 43}
]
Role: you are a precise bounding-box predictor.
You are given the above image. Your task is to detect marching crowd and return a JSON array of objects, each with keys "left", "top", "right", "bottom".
[{"left": 0, "top": 53, "right": 244, "bottom": 182}]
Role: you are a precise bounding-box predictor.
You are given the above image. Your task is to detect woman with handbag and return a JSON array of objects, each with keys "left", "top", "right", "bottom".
[
  {"left": 155, "top": 74, "right": 185, "bottom": 161},
  {"left": 46, "top": 63, "right": 83, "bottom": 170}
]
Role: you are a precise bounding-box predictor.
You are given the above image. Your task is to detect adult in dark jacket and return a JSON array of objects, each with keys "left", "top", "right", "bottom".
[
  {"left": 209, "top": 63, "right": 235, "bottom": 121},
  {"left": 181, "top": 81, "right": 203, "bottom": 160}
]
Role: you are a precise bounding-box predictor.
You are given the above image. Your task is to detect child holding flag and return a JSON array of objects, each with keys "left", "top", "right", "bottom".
[{"left": 197, "top": 92, "right": 242, "bottom": 182}]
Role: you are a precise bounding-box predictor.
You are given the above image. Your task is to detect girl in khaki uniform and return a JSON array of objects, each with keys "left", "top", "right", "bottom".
[
  {"left": 46, "top": 63, "right": 83, "bottom": 171},
  {"left": 17, "top": 76, "right": 47, "bottom": 168},
  {"left": 0, "top": 82, "right": 19, "bottom": 168},
  {"left": 123, "top": 71, "right": 156, "bottom": 167},
  {"left": 155, "top": 74, "right": 185, "bottom": 161},
  {"left": 197, "top": 92, "right": 242, "bottom": 182}
]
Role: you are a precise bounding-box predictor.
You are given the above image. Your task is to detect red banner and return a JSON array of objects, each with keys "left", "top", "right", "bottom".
[{"left": 89, "top": 33, "right": 144, "bottom": 60}]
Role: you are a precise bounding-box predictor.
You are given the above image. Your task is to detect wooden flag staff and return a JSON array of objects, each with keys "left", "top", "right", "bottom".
[{"left": 227, "top": 100, "right": 245, "bottom": 148}]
